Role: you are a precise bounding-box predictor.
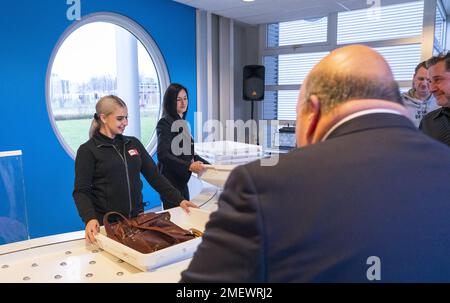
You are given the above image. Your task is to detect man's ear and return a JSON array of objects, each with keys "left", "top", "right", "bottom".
[{"left": 305, "top": 95, "right": 321, "bottom": 144}]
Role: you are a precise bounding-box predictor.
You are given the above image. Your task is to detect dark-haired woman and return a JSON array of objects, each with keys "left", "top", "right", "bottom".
[{"left": 156, "top": 84, "right": 209, "bottom": 210}]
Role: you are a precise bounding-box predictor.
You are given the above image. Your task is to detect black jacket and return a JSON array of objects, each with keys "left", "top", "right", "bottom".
[
  {"left": 181, "top": 114, "right": 450, "bottom": 282},
  {"left": 419, "top": 107, "right": 450, "bottom": 147},
  {"left": 73, "top": 131, "right": 184, "bottom": 225},
  {"left": 156, "top": 114, "right": 209, "bottom": 190}
]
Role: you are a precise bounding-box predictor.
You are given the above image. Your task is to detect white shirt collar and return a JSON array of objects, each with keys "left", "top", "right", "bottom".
[{"left": 321, "top": 108, "right": 404, "bottom": 142}]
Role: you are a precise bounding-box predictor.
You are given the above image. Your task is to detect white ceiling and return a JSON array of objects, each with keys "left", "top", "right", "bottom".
[{"left": 174, "top": 0, "right": 430, "bottom": 25}]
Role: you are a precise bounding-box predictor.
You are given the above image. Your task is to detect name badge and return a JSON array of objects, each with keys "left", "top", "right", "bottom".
[{"left": 128, "top": 149, "right": 139, "bottom": 156}]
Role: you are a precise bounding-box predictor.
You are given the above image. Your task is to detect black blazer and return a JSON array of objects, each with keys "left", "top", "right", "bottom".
[
  {"left": 156, "top": 115, "right": 209, "bottom": 187},
  {"left": 181, "top": 113, "right": 450, "bottom": 282},
  {"left": 419, "top": 107, "right": 450, "bottom": 147}
]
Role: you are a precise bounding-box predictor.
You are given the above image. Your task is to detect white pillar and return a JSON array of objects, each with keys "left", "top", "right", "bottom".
[
  {"left": 219, "top": 16, "right": 234, "bottom": 124},
  {"left": 421, "top": 0, "right": 437, "bottom": 61},
  {"left": 116, "top": 27, "right": 141, "bottom": 139}
]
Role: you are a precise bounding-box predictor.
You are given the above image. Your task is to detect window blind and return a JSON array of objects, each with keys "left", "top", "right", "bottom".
[
  {"left": 374, "top": 44, "right": 422, "bottom": 81},
  {"left": 278, "top": 52, "right": 329, "bottom": 85},
  {"left": 278, "top": 90, "right": 300, "bottom": 121},
  {"left": 263, "top": 0, "right": 427, "bottom": 121},
  {"left": 267, "top": 17, "right": 328, "bottom": 47},
  {"left": 337, "top": 1, "right": 424, "bottom": 44}
]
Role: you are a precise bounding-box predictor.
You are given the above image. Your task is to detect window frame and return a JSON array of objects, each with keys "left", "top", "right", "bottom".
[
  {"left": 434, "top": 0, "right": 447, "bottom": 53},
  {"left": 259, "top": 0, "right": 438, "bottom": 122},
  {"left": 45, "top": 12, "right": 170, "bottom": 158}
]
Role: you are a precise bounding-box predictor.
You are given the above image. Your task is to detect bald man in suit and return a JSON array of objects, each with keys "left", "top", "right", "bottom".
[{"left": 181, "top": 45, "right": 450, "bottom": 282}]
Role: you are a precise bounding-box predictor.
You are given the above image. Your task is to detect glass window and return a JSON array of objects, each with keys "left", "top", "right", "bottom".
[
  {"left": 434, "top": 2, "right": 446, "bottom": 53},
  {"left": 267, "top": 17, "right": 328, "bottom": 47},
  {"left": 262, "top": 1, "right": 428, "bottom": 121},
  {"left": 264, "top": 56, "right": 278, "bottom": 86},
  {"left": 0, "top": 151, "right": 29, "bottom": 245},
  {"left": 263, "top": 91, "right": 277, "bottom": 120},
  {"left": 47, "top": 14, "right": 168, "bottom": 157},
  {"left": 264, "top": 52, "right": 329, "bottom": 86},
  {"left": 263, "top": 52, "right": 327, "bottom": 120},
  {"left": 263, "top": 90, "right": 300, "bottom": 121},
  {"left": 277, "top": 90, "right": 300, "bottom": 121},
  {"left": 337, "top": 1, "right": 424, "bottom": 44},
  {"left": 373, "top": 44, "right": 422, "bottom": 81}
]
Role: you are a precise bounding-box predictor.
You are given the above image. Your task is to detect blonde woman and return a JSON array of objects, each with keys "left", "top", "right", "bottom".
[{"left": 73, "top": 95, "right": 197, "bottom": 243}]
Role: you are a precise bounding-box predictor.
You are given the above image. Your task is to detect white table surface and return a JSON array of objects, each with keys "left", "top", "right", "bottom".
[{"left": 0, "top": 178, "right": 221, "bottom": 283}]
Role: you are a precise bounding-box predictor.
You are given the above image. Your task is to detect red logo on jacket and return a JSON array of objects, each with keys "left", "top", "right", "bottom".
[{"left": 128, "top": 149, "right": 139, "bottom": 156}]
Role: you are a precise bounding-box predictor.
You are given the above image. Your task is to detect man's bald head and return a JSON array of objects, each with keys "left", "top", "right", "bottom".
[
  {"left": 296, "top": 45, "right": 408, "bottom": 147},
  {"left": 315, "top": 45, "right": 395, "bottom": 81},
  {"left": 300, "top": 45, "right": 402, "bottom": 114}
]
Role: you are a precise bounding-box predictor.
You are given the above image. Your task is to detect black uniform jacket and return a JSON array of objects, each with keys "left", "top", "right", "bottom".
[
  {"left": 73, "top": 131, "right": 184, "bottom": 225},
  {"left": 156, "top": 114, "right": 209, "bottom": 188}
]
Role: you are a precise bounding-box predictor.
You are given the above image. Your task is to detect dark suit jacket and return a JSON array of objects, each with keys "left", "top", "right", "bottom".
[
  {"left": 156, "top": 114, "right": 209, "bottom": 201},
  {"left": 181, "top": 113, "right": 450, "bottom": 282},
  {"left": 419, "top": 107, "right": 450, "bottom": 147}
]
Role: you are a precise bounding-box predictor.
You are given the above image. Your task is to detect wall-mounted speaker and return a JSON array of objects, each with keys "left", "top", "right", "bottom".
[{"left": 243, "top": 65, "right": 265, "bottom": 101}]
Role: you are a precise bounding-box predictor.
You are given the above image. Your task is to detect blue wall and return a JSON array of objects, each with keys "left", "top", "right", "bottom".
[{"left": 0, "top": 0, "right": 197, "bottom": 238}]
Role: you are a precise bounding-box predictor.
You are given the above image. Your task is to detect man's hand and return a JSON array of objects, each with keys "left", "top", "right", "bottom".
[
  {"left": 180, "top": 200, "right": 199, "bottom": 213},
  {"left": 85, "top": 219, "right": 100, "bottom": 244}
]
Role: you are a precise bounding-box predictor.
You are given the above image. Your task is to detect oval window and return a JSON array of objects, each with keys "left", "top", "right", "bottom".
[{"left": 46, "top": 13, "right": 169, "bottom": 157}]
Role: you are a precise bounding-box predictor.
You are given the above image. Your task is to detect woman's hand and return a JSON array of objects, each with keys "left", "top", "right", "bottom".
[
  {"left": 85, "top": 219, "right": 100, "bottom": 244},
  {"left": 180, "top": 200, "right": 199, "bottom": 213},
  {"left": 189, "top": 161, "right": 206, "bottom": 176}
]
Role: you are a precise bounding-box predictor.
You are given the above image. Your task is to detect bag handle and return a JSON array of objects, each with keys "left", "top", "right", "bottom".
[{"left": 103, "top": 211, "right": 131, "bottom": 241}]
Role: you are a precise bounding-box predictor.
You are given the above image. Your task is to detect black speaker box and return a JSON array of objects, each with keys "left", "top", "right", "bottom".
[{"left": 243, "top": 65, "right": 265, "bottom": 101}]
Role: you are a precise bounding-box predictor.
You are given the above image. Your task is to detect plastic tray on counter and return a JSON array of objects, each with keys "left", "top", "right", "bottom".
[
  {"left": 95, "top": 207, "right": 211, "bottom": 271},
  {"left": 199, "top": 164, "right": 237, "bottom": 188}
]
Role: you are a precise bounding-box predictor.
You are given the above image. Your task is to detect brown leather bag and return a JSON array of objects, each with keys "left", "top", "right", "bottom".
[{"left": 103, "top": 211, "right": 201, "bottom": 254}]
